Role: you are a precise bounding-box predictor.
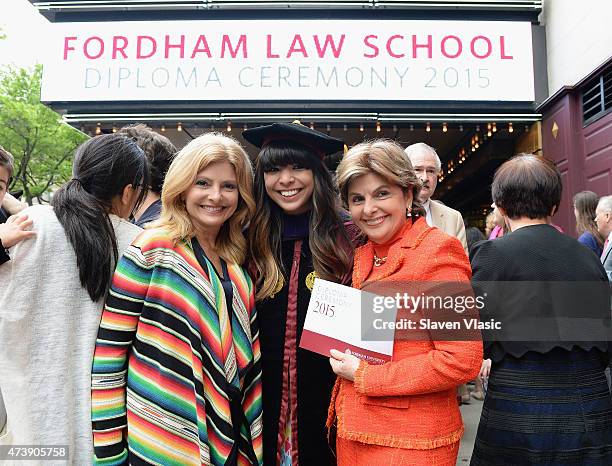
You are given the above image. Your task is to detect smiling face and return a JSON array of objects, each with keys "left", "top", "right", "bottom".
[
  {"left": 184, "top": 161, "right": 239, "bottom": 240},
  {"left": 263, "top": 163, "right": 314, "bottom": 215},
  {"left": 348, "top": 172, "right": 412, "bottom": 244}
]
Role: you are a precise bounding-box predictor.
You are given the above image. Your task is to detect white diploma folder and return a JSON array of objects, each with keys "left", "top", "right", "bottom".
[{"left": 299, "top": 278, "right": 397, "bottom": 364}]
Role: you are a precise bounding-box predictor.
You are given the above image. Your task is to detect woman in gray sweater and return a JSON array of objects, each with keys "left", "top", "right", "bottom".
[{"left": 0, "top": 134, "right": 148, "bottom": 464}]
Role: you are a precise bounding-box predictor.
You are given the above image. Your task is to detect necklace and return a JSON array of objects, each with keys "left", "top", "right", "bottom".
[{"left": 373, "top": 254, "right": 387, "bottom": 267}]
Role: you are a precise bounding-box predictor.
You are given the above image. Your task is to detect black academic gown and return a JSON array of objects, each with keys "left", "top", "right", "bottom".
[{"left": 258, "top": 213, "right": 337, "bottom": 466}]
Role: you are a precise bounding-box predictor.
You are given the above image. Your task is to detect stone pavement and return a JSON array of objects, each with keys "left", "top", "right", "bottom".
[{"left": 457, "top": 396, "right": 484, "bottom": 464}]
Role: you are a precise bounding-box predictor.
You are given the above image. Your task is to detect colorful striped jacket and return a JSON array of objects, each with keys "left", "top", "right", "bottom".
[{"left": 91, "top": 228, "right": 263, "bottom": 465}]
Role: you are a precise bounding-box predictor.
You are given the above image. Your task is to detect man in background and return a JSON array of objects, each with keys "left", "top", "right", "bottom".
[
  {"left": 595, "top": 195, "right": 612, "bottom": 280},
  {"left": 405, "top": 142, "right": 468, "bottom": 253},
  {"left": 119, "top": 124, "right": 177, "bottom": 227}
]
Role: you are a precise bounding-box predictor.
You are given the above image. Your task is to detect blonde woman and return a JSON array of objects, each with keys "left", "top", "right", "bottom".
[{"left": 91, "top": 133, "right": 262, "bottom": 465}]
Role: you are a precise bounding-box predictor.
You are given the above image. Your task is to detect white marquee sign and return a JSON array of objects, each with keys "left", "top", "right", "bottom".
[{"left": 41, "top": 20, "right": 535, "bottom": 102}]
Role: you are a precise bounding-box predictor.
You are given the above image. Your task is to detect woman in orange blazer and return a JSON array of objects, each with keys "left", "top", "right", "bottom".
[{"left": 328, "top": 139, "right": 483, "bottom": 465}]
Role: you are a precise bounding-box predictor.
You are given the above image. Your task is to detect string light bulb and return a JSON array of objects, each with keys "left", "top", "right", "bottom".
[
  {"left": 326, "top": 124, "right": 331, "bottom": 133},
  {"left": 392, "top": 124, "right": 398, "bottom": 132},
  {"left": 343, "top": 124, "right": 348, "bottom": 131},
  {"left": 226, "top": 121, "right": 232, "bottom": 132},
  {"left": 161, "top": 125, "right": 166, "bottom": 132},
  {"left": 359, "top": 123, "right": 364, "bottom": 132},
  {"left": 95, "top": 124, "right": 101, "bottom": 135},
  {"left": 492, "top": 122, "right": 497, "bottom": 133},
  {"left": 409, "top": 124, "right": 414, "bottom": 131},
  {"left": 508, "top": 122, "right": 514, "bottom": 133},
  {"left": 309, "top": 122, "right": 315, "bottom": 130},
  {"left": 243, "top": 124, "right": 248, "bottom": 131},
  {"left": 442, "top": 122, "right": 448, "bottom": 133},
  {"left": 376, "top": 121, "right": 381, "bottom": 133},
  {"left": 459, "top": 124, "right": 464, "bottom": 132},
  {"left": 425, "top": 122, "right": 431, "bottom": 132},
  {"left": 177, "top": 122, "right": 183, "bottom": 132}
]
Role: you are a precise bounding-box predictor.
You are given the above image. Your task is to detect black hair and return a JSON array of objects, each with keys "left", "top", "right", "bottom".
[
  {"left": 466, "top": 226, "right": 486, "bottom": 255},
  {"left": 249, "top": 141, "right": 353, "bottom": 300},
  {"left": 52, "top": 134, "right": 149, "bottom": 301},
  {"left": 492, "top": 153, "right": 562, "bottom": 220},
  {"left": 119, "top": 123, "right": 176, "bottom": 194}
]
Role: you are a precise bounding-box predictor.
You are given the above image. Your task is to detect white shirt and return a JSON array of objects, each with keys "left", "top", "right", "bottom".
[
  {"left": 602, "top": 231, "right": 612, "bottom": 260},
  {"left": 0, "top": 205, "right": 142, "bottom": 464},
  {"left": 422, "top": 199, "right": 433, "bottom": 226}
]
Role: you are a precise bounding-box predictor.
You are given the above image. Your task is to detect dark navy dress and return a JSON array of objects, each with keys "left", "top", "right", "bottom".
[{"left": 470, "top": 225, "right": 612, "bottom": 466}]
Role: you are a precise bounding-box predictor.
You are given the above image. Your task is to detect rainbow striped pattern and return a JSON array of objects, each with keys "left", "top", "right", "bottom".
[{"left": 91, "top": 229, "right": 263, "bottom": 465}]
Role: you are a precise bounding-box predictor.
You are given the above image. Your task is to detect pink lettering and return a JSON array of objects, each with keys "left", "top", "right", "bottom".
[
  {"left": 136, "top": 36, "right": 156, "bottom": 59},
  {"left": 412, "top": 35, "right": 432, "bottom": 59},
  {"left": 313, "top": 34, "right": 345, "bottom": 58},
  {"left": 191, "top": 35, "right": 212, "bottom": 58},
  {"left": 386, "top": 35, "right": 405, "bottom": 58},
  {"left": 112, "top": 36, "right": 128, "bottom": 59},
  {"left": 83, "top": 36, "right": 104, "bottom": 60},
  {"left": 470, "top": 35, "right": 492, "bottom": 59},
  {"left": 221, "top": 34, "right": 247, "bottom": 59},
  {"left": 287, "top": 34, "right": 308, "bottom": 58},
  {"left": 267, "top": 34, "right": 279, "bottom": 58},
  {"left": 165, "top": 34, "right": 185, "bottom": 59},
  {"left": 363, "top": 35, "right": 379, "bottom": 58},
  {"left": 441, "top": 35, "right": 462, "bottom": 58},
  {"left": 63, "top": 36, "right": 77, "bottom": 60},
  {"left": 500, "top": 36, "right": 513, "bottom": 59}
]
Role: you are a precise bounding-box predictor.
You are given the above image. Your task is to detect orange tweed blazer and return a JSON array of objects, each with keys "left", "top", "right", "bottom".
[{"left": 327, "top": 217, "right": 483, "bottom": 450}]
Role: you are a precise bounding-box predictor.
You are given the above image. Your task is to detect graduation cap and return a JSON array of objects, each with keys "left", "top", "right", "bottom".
[{"left": 242, "top": 121, "right": 344, "bottom": 158}]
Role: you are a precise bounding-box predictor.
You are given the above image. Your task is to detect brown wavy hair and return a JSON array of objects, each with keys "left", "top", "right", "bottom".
[
  {"left": 249, "top": 141, "right": 353, "bottom": 301},
  {"left": 335, "top": 139, "right": 425, "bottom": 217},
  {"left": 573, "top": 191, "right": 604, "bottom": 249}
]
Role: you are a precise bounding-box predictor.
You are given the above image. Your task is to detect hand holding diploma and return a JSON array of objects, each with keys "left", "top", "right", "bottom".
[{"left": 329, "top": 349, "right": 361, "bottom": 382}]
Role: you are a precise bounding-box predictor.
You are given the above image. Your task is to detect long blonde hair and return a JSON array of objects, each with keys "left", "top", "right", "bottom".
[{"left": 154, "top": 132, "right": 255, "bottom": 265}]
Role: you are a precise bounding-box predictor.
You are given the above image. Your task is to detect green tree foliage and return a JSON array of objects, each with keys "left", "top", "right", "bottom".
[{"left": 0, "top": 65, "right": 88, "bottom": 204}]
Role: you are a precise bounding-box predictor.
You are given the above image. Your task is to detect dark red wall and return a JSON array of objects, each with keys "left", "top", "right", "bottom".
[{"left": 542, "top": 92, "right": 612, "bottom": 237}]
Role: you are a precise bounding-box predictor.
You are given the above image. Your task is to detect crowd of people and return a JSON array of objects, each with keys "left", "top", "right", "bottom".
[{"left": 0, "top": 122, "right": 611, "bottom": 465}]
